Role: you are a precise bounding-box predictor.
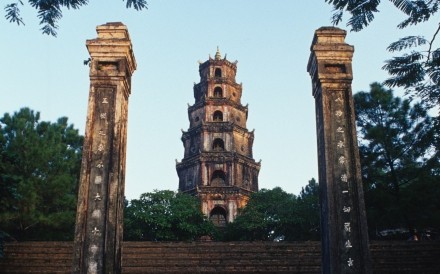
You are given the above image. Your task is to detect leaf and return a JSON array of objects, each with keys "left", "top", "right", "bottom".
[
  {"left": 414, "top": 83, "right": 440, "bottom": 108},
  {"left": 331, "top": 9, "right": 344, "bottom": 26},
  {"left": 4, "top": 3, "right": 25, "bottom": 25},
  {"left": 327, "top": 0, "right": 438, "bottom": 31},
  {"left": 427, "top": 63, "right": 440, "bottom": 85},
  {"left": 36, "top": 3, "right": 63, "bottom": 36},
  {"left": 395, "top": 0, "right": 439, "bottom": 28},
  {"left": 382, "top": 51, "right": 425, "bottom": 88},
  {"left": 7, "top": 0, "right": 147, "bottom": 36},
  {"left": 390, "top": 0, "right": 416, "bottom": 15},
  {"left": 347, "top": 0, "right": 380, "bottom": 31},
  {"left": 325, "top": 0, "right": 380, "bottom": 31},
  {"left": 125, "top": 0, "right": 148, "bottom": 11},
  {"left": 59, "top": 0, "right": 89, "bottom": 9},
  {"left": 40, "top": 24, "right": 58, "bottom": 36},
  {"left": 387, "top": 36, "right": 428, "bottom": 52}
]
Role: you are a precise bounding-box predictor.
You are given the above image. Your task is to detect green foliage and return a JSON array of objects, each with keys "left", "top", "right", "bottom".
[
  {"left": 354, "top": 83, "right": 439, "bottom": 237},
  {"left": 125, "top": 0, "right": 148, "bottom": 10},
  {"left": 387, "top": 36, "right": 428, "bottom": 52},
  {"left": 4, "top": 0, "right": 148, "bottom": 36},
  {"left": 225, "top": 185, "right": 320, "bottom": 241},
  {"left": 0, "top": 108, "right": 83, "bottom": 240},
  {"left": 326, "top": 0, "right": 381, "bottom": 32},
  {"left": 326, "top": 0, "right": 438, "bottom": 31},
  {"left": 326, "top": 0, "right": 440, "bottom": 108},
  {"left": 124, "top": 190, "right": 215, "bottom": 241},
  {"left": 225, "top": 187, "right": 296, "bottom": 241},
  {"left": 296, "top": 178, "right": 321, "bottom": 240}
]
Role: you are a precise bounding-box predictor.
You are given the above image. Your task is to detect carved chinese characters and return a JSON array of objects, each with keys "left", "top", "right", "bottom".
[
  {"left": 86, "top": 88, "right": 115, "bottom": 273},
  {"left": 332, "top": 91, "right": 356, "bottom": 271}
]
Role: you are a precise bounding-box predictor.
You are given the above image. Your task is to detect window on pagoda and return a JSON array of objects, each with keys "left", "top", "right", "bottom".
[
  {"left": 210, "top": 206, "right": 227, "bottom": 227},
  {"left": 213, "top": 87, "right": 223, "bottom": 98},
  {"left": 215, "top": 68, "right": 222, "bottom": 78},
  {"left": 213, "top": 111, "right": 223, "bottom": 122},
  {"left": 211, "top": 170, "right": 226, "bottom": 186},
  {"left": 212, "top": 138, "right": 225, "bottom": 151}
]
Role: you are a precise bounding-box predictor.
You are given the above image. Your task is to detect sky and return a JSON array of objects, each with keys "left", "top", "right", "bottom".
[{"left": 1, "top": 1, "right": 436, "bottom": 200}]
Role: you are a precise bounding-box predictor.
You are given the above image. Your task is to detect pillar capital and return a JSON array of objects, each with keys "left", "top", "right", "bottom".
[
  {"left": 307, "top": 27, "right": 354, "bottom": 97},
  {"left": 86, "top": 22, "right": 137, "bottom": 77}
]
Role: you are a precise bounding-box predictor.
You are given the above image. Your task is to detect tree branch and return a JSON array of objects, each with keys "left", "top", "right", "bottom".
[{"left": 427, "top": 23, "right": 440, "bottom": 62}]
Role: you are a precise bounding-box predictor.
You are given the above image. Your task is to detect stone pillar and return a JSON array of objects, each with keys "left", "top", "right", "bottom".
[
  {"left": 307, "top": 27, "right": 372, "bottom": 273},
  {"left": 72, "top": 22, "right": 136, "bottom": 274}
]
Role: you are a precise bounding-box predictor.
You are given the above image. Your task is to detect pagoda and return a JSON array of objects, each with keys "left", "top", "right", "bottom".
[{"left": 176, "top": 48, "right": 261, "bottom": 226}]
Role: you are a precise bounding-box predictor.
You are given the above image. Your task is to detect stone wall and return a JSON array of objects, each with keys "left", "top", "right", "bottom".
[{"left": 0, "top": 241, "right": 439, "bottom": 273}]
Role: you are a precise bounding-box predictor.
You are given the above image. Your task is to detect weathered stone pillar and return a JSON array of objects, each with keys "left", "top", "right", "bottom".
[
  {"left": 307, "top": 27, "right": 372, "bottom": 273},
  {"left": 72, "top": 22, "right": 136, "bottom": 274}
]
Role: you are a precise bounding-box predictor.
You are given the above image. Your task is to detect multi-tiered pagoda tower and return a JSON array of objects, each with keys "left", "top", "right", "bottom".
[{"left": 176, "top": 48, "right": 261, "bottom": 226}]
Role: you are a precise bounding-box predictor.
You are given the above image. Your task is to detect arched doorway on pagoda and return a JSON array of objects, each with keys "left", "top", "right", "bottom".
[{"left": 210, "top": 206, "right": 227, "bottom": 227}]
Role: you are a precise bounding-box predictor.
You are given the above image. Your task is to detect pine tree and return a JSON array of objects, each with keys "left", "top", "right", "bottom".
[
  {"left": 354, "top": 83, "right": 439, "bottom": 237},
  {"left": 0, "top": 108, "right": 83, "bottom": 240}
]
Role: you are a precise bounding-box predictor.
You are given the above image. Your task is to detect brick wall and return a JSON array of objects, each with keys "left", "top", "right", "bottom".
[{"left": 0, "top": 241, "right": 439, "bottom": 273}]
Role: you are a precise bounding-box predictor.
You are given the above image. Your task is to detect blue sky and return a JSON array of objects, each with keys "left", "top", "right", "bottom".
[{"left": 1, "top": 1, "right": 436, "bottom": 200}]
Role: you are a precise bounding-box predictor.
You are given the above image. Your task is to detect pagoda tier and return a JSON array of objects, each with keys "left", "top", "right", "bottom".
[{"left": 176, "top": 48, "right": 260, "bottom": 226}]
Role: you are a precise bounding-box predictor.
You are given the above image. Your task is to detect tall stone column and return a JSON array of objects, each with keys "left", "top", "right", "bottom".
[
  {"left": 307, "top": 27, "right": 372, "bottom": 273},
  {"left": 72, "top": 22, "right": 136, "bottom": 274}
]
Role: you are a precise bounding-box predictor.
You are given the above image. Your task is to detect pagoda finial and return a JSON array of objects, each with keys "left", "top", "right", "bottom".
[{"left": 215, "top": 46, "right": 221, "bottom": 60}]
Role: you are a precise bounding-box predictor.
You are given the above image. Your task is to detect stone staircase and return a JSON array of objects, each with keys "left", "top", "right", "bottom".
[
  {"left": 0, "top": 241, "right": 439, "bottom": 273},
  {"left": 0, "top": 242, "right": 72, "bottom": 273},
  {"left": 122, "top": 242, "right": 321, "bottom": 273}
]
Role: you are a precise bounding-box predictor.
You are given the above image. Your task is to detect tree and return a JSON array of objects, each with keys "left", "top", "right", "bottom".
[
  {"left": 124, "top": 190, "right": 214, "bottom": 241},
  {"left": 4, "top": 0, "right": 148, "bottom": 36},
  {"left": 0, "top": 108, "right": 83, "bottom": 240},
  {"left": 296, "top": 178, "right": 320, "bottom": 240},
  {"left": 354, "top": 83, "right": 439, "bottom": 237},
  {"left": 225, "top": 186, "right": 320, "bottom": 241},
  {"left": 326, "top": 0, "right": 440, "bottom": 108},
  {"left": 225, "top": 187, "right": 297, "bottom": 241}
]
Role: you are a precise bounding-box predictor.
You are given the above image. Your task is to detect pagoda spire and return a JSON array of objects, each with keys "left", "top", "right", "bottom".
[{"left": 215, "top": 46, "right": 221, "bottom": 60}]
